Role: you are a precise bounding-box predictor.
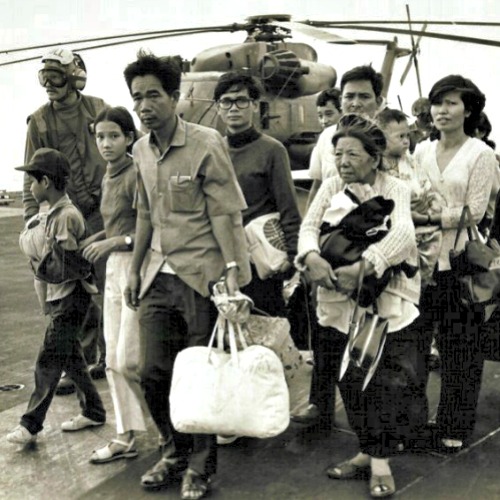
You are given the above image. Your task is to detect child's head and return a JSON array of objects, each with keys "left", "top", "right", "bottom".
[
  {"left": 94, "top": 106, "right": 138, "bottom": 162},
  {"left": 376, "top": 108, "right": 410, "bottom": 158},
  {"left": 15, "top": 148, "right": 70, "bottom": 203},
  {"left": 316, "top": 88, "right": 341, "bottom": 129}
]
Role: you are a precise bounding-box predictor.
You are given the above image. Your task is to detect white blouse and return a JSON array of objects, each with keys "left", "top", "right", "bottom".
[{"left": 414, "top": 137, "right": 496, "bottom": 271}]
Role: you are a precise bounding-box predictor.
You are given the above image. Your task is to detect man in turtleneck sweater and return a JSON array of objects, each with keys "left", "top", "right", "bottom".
[
  {"left": 22, "top": 47, "right": 109, "bottom": 391},
  {"left": 214, "top": 71, "right": 301, "bottom": 317}
]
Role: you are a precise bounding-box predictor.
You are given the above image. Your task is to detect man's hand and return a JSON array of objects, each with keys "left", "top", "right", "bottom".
[
  {"left": 125, "top": 271, "right": 141, "bottom": 310},
  {"left": 225, "top": 267, "right": 239, "bottom": 296}
]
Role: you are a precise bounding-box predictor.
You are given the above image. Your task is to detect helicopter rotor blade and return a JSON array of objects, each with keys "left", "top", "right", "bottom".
[
  {"left": 0, "top": 29, "right": 235, "bottom": 68},
  {"left": 304, "top": 20, "right": 500, "bottom": 27},
  {"left": 400, "top": 53, "right": 415, "bottom": 85},
  {"left": 411, "top": 24, "right": 427, "bottom": 97},
  {"left": 400, "top": 5, "right": 425, "bottom": 96},
  {"left": 300, "top": 21, "right": 500, "bottom": 48},
  {"left": 278, "top": 21, "right": 356, "bottom": 44},
  {"left": 0, "top": 24, "right": 246, "bottom": 56},
  {"left": 413, "top": 51, "right": 423, "bottom": 97}
]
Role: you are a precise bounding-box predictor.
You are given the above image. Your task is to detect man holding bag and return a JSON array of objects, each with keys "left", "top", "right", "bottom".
[{"left": 123, "top": 51, "right": 250, "bottom": 500}]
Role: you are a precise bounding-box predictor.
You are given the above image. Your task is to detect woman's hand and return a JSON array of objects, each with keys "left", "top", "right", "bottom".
[
  {"left": 82, "top": 240, "right": 116, "bottom": 263},
  {"left": 304, "top": 251, "right": 338, "bottom": 290},
  {"left": 335, "top": 260, "right": 375, "bottom": 295},
  {"left": 412, "top": 211, "right": 430, "bottom": 225}
]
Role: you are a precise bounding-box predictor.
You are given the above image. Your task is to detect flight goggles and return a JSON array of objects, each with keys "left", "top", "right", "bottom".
[{"left": 38, "top": 69, "right": 68, "bottom": 88}]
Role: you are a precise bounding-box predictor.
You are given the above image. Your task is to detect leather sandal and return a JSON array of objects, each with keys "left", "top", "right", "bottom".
[
  {"left": 326, "top": 460, "right": 370, "bottom": 480},
  {"left": 370, "top": 474, "right": 396, "bottom": 498},
  {"left": 89, "top": 438, "right": 138, "bottom": 464},
  {"left": 141, "top": 457, "right": 185, "bottom": 490},
  {"left": 181, "top": 468, "right": 211, "bottom": 500}
]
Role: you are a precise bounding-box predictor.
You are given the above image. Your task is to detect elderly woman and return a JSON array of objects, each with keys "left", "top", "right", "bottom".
[
  {"left": 413, "top": 75, "right": 496, "bottom": 452},
  {"left": 296, "top": 115, "right": 422, "bottom": 498}
]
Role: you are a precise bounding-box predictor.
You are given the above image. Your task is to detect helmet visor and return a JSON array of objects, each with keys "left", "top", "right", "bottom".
[{"left": 38, "top": 69, "right": 67, "bottom": 88}]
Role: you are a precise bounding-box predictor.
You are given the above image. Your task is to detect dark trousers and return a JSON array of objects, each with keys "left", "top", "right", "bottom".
[
  {"left": 80, "top": 209, "right": 106, "bottom": 365},
  {"left": 21, "top": 282, "right": 106, "bottom": 434},
  {"left": 138, "top": 273, "right": 217, "bottom": 477},
  {"left": 315, "top": 325, "right": 425, "bottom": 457},
  {"left": 419, "top": 271, "right": 484, "bottom": 442},
  {"left": 241, "top": 266, "right": 286, "bottom": 317},
  {"left": 308, "top": 323, "right": 340, "bottom": 429}
]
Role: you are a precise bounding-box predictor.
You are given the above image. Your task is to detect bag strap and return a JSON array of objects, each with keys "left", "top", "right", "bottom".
[{"left": 454, "top": 205, "right": 480, "bottom": 250}]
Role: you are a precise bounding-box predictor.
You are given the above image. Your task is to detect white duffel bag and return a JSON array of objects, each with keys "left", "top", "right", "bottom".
[{"left": 170, "top": 315, "right": 290, "bottom": 438}]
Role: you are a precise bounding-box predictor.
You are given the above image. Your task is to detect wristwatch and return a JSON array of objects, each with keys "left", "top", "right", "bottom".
[{"left": 124, "top": 235, "right": 133, "bottom": 248}]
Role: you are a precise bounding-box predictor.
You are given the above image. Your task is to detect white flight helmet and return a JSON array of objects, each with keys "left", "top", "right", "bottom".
[{"left": 40, "top": 47, "right": 87, "bottom": 91}]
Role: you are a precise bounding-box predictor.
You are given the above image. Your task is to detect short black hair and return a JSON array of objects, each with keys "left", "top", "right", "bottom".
[
  {"left": 375, "top": 108, "right": 409, "bottom": 129},
  {"left": 29, "top": 171, "right": 68, "bottom": 191},
  {"left": 213, "top": 71, "right": 262, "bottom": 101},
  {"left": 429, "top": 74, "right": 486, "bottom": 136},
  {"left": 340, "top": 65, "right": 384, "bottom": 98},
  {"left": 124, "top": 49, "right": 181, "bottom": 95},
  {"left": 316, "top": 88, "right": 341, "bottom": 110}
]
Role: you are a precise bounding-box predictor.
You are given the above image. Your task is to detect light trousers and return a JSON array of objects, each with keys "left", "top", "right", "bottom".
[{"left": 104, "top": 252, "right": 147, "bottom": 434}]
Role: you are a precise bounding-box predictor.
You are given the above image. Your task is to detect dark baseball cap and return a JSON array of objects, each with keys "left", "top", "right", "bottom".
[{"left": 15, "top": 148, "right": 70, "bottom": 179}]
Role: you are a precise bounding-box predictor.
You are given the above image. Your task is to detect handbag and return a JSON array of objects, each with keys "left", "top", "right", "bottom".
[
  {"left": 244, "top": 212, "right": 288, "bottom": 280},
  {"left": 449, "top": 205, "right": 500, "bottom": 323},
  {"left": 238, "top": 313, "right": 307, "bottom": 411},
  {"left": 339, "top": 261, "right": 389, "bottom": 391},
  {"left": 169, "top": 315, "right": 290, "bottom": 438}
]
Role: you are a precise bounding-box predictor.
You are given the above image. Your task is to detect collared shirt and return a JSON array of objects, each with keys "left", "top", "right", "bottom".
[
  {"left": 308, "top": 125, "right": 338, "bottom": 181},
  {"left": 42, "top": 194, "right": 87, "bottom": 302},
  {"left": 100, "top": 154, "right": 137, "bottom": 239},
  {"left": 133, "top": 117, "right": 250, "bottom": 297}
]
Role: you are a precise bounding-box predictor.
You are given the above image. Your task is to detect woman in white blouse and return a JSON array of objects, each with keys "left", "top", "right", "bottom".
[
  {"left": 414, "top": 75, "right": 496, "bottom": 453},
  {"left": 297, "top": 114, "right": 421, "bottom": 498}
]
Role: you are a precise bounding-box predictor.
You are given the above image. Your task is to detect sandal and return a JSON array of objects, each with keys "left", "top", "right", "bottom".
[
  {"left": 370, "top": 474, "right": 396, "bottom": 498},
  {"left": 181, "top": 468, "right": 211, "bottom": 500},
  {"left": 326, "top": 460, "right": 370, "bottom": 480},
  {"left": 89, "top": 438, "right": 138, "bottom": 464}
]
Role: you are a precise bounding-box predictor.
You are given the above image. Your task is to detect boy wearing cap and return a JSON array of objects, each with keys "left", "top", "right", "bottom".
[
  {"left": 7, "top": 148, "right": 106, "bottom": 445},
  {"left": 23, "top": 47, "right": 109, "bottom": 388}
]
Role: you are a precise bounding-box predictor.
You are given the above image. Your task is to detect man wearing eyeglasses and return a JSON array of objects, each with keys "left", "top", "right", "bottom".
[
  {"left": 22, "top": 47, "right": 109, "bottom": 392},
  {"left": 214, "top": 72, "right": 301, "bottom": 318}
]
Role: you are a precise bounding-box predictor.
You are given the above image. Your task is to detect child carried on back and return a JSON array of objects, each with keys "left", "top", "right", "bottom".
[{"left": 376, "top": 108, "right": 443, "bottom": 287}]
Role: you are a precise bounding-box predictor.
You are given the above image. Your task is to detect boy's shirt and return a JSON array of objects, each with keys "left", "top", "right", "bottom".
[{"left": 40, "top": 194, "right": 88, "bottom": 302}]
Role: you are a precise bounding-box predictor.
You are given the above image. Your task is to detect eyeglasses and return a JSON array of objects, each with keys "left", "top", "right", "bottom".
[
  {"left": 217, "top": 97, "right": 253, "bottom": 110},
  {"left": 38, "top": 69, "right": 67, "bottom": 88}
]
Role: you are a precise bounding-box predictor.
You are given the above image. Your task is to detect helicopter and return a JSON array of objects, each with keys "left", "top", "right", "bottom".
[
  {"left": 174, "top": 14, "right": 413, "bottom": 171},
  {"left": 2, "top": 8, "right": 500, "bottom": 173}
]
